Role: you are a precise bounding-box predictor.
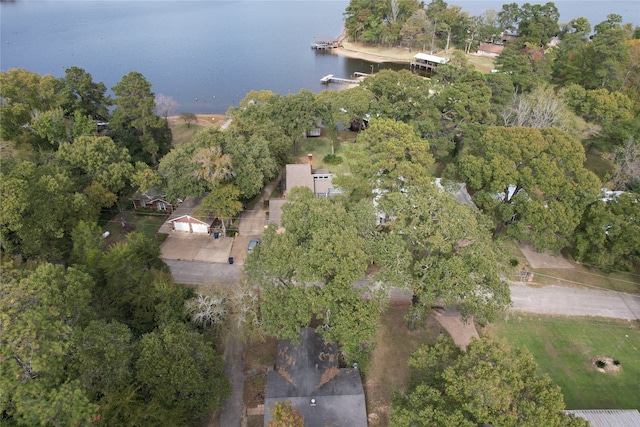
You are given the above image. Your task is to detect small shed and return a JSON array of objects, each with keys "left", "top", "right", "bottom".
[{"left": 167, "top": 215, "right": 213, "bottom": 234}]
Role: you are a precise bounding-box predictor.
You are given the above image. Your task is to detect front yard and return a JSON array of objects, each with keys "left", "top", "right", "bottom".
[
  {"left": 490, "top": 313, "right": 640, "bottom": 409},
  {"left": 98, "top": 211, "right": 167, "bottom": 246}
]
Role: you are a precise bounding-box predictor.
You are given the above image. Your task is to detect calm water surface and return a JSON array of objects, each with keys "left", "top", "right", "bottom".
[{"left": 1, "top": 1, "right": 638, "bottom": 114}]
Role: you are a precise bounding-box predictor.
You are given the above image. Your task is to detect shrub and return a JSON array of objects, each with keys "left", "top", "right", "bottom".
[
  {"left": 613, "top": 359, "right": 621, "bottom": 366},
  {"left": 510, "top": 258, "right": 519, "bottom": 267},
  {"left": 596, "top": 359, "right": 607, "bottom": 369},
  {"left": 323, "top": 154, "right": 343, "bottom": 165}
]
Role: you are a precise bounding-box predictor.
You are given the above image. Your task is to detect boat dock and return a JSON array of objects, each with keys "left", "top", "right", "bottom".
[{"left": 320, "top": 74, "right": 361, "bottom": 85}]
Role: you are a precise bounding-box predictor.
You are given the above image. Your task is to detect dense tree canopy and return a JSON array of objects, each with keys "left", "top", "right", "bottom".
[
  {"left": 457, "top": 126, "right": 601, "bottom": 251},
  {"left": 377, "top": 184, "right": 510, "bottom": 321},
  {"left": 246, "top": 187, "right": 382, "bottom": 361},
  {"left": 573, "top": 192, "right": 640, "bottom": 271},
  {"left": 391, "top": 334, "right": 590, "bottom": 427}
]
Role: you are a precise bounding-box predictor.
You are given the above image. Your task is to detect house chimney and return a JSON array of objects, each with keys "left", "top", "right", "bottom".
[{"left": 308, "top": 153, "right": 313, "bottom": 172}]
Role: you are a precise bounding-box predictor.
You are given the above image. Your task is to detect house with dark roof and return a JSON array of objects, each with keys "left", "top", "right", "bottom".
[
  {"left": 131, "top": 188, "right": 177, "bottom": 213},
  {"left": 264, "top": 328, "right": 367, "bottom": 427}
]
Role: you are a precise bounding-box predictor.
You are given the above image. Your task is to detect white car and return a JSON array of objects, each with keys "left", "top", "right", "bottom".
[{"left": 248, "top": 239, "right": 260, "bottom": 252}]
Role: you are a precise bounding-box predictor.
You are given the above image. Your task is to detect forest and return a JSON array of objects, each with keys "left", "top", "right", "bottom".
[{"left": 1, "top": 0, "right": 639, "bottom": 425}]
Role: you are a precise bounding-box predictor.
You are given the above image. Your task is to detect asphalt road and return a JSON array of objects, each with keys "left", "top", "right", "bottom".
[
  {"left": 167, "top": 262, "right": 640, "bottom": 322},
  {"left": 509, "top": 282, "right": 640, "bottom": 320}
]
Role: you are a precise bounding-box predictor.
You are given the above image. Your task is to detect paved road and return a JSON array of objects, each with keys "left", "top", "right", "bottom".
[
  {"left": 509, "top": 281, "right": 640, "bottom": 320},
  {"left": 163, "top": 259, "right": 241, "bottom": 284}
]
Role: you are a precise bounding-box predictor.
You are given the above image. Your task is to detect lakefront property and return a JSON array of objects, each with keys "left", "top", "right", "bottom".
[{"left": 1, "top": 0, "right": 639, "bottom": 426}]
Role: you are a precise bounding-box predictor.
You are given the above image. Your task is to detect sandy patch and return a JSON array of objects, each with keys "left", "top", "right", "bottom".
[
  {"left": 333, "top": 40, "right": 415, "bottom": 64},
  {"left": 167, "top": 113, "right": 228, "bottom": 127},
  {"left": 432, "top": 308, "right": 479, "bottom": 351},
  {"left": 516, "top": 241, "right": 574, "bottom": 269}
]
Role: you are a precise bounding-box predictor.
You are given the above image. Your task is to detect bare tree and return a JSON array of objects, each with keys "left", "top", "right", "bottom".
[
  {"left": 501, "top": 86, "right": 571, "bottom": 130},
  {"left": 185, "top": 278, "right": 265, "bottom": 343},
  {"left": 610, "top": 137, "right": 640, "bottom": 191},
  {"left": 388, "top": 0, "right": 399, "bottom": 25},
  {"left": 154, "top": 93, "right": 178, "bottom": 120}
]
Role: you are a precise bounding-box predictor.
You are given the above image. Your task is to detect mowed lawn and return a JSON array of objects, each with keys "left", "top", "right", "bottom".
[{"left": 491, "top": 314, "right": 640, "bottom": 409}]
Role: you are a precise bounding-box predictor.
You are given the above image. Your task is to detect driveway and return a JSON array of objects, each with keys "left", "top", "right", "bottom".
[{"left": 160, "top": 232, "right": 234, "bottom": 263}]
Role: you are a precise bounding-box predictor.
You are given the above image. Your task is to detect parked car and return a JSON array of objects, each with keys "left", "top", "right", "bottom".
[{"left": 248, "top": 239, "right": 260, "bottom": 252}]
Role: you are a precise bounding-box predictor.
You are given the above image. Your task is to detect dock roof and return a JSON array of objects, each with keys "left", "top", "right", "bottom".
[{"left": 413, "top": 53, "right": 450, "bottom": 64}]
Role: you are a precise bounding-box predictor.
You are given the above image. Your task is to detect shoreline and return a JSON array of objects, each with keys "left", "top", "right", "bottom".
[{"left": 332, "top": 32, "right": 416, "bottom": 64}]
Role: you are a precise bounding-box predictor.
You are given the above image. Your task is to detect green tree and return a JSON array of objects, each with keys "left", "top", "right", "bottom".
[
  {"left": 391, "top": 334, "right": 590, "bottom": 427},
  {"left": 57, "top": 135, "right": 135, "bottom": 198},
  {"left": 96, "top": 233, "right": 176, "bottom": 334},
  {"left": 377, "top": 184, "right": 510, "bottom": 322},
  {"left": 0, "top": 263, "right": 98, "bottom": 426},
  {"left": 58, "top": 66, "right": 111, "bottom": 119},
  {"left": 573, "top": 192, "right": 640, "bottom": 271},
  {"left": 338, "top": 118, "right": 433, "bottom": 196},
  {"left": 180, "top": 112, "right": 197, "bottom": 127},
  {"left": 457, "top": 126, "right": 601, "bottom": 251},
  {"left": 246, "top": 188, "right": 382, "bottom": 361},
  {"left": 273, "top": 90, "right": 321, "bottom": 155},
  {"left": 69, "top": 320, "right": 134, "bottom": 402},
  {"left": 361, "top": 69, "right": 431, "bottom": 123},
  {"left": 0, "top": 162, "right": 95, "bottom": 261},
  {"left": 111, "top": 71, "right": 170, "bottom": 164},
  {"left": 0, "top": 68, "right": 62, "bottom": 143},
  {"left": 136, "top": 322, "right": 230, "bottom": 426},
  {"left": 197, "top": 183, "right": 243, "bottom": 237}
]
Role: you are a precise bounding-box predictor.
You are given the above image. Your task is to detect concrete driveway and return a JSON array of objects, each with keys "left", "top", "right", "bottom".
[{"left": 160, "top": 232, "right": 233, "bottom": 263}]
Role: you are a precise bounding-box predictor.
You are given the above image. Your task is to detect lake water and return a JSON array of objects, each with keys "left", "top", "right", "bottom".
[{"left": 2, "top": 1, "right": 638, "bottom": 114}]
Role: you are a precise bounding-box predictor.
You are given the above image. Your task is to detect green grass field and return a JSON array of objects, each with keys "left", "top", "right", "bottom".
[
  {"left": 169, "top": 123, "right": 204, "bottom": 147},
  {"left": 491, "top": 314, "right": 640, "bottom": 410},
  {"left": 100, "top": 212, "right": 167, "bottom": 246}
]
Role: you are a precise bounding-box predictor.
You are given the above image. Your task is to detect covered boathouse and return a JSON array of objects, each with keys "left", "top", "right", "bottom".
[
  {"left": 410, "top": 53, "right": 450, "bottom": 72},
  {"left": 311, "top": 36, "right": 341, "bottom": 49}
]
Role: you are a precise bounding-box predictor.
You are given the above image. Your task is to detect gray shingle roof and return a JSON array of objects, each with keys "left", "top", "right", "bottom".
[{"left": 264, "top": 328, "right": 367, "bottom": 427}]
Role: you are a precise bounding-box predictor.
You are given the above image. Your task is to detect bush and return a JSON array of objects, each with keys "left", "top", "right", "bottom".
[
  {"left": 510, "top": 258, "right": 519, "bottom": 267},
  {"left": 613, "top": 359, "right": 621, "bottom": 366},
  {"left": 596, "top": 359, "right": 607, "bottom": 368},
  {"left": 323, "top": 154, "right": 343, "bottom": 165}
]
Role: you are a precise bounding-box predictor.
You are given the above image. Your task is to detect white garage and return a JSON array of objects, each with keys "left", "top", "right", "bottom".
[{"left": 168, "top": 215, "right": 213, "bottom": 234}]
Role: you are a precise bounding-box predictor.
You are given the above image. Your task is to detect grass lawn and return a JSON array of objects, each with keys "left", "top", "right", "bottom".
[
  {"left": 490, "top": 313, "right": 640, "bottom": 409},
  {"left": 99, "top": 212, "right": 168, "bottom": 246},
  {"left": 585, "top": 151, "right": 615, "bottom": 181},
  {"left": 364, "top": 302, "right": 440, "bottom": 426},
  {"left": 466, "top": 53, "right": 496, "bottom": 73},
  {"left": 296, "top": 135, "right": 356, "bottom": 175},
  {"left": 170, "top": 123, "right": 204, "bottom": 146}
]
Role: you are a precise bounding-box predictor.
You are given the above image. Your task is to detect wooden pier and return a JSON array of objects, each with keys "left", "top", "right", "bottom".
[{"left": 320, "top": 74, "right": 360, "bottom": 85}]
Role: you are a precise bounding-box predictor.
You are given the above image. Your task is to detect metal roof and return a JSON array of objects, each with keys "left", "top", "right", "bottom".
[
  {"left": 413, "top": 53, "right": 450, "bottom": 64},
  {"left": 565, "top": 410, "right": 640, "bottom": 427}
]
